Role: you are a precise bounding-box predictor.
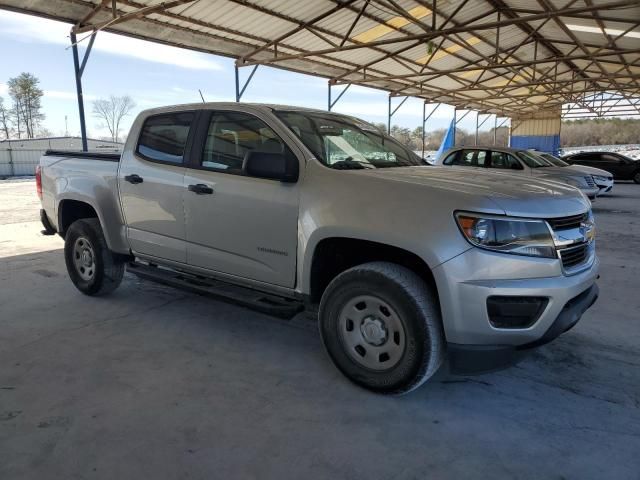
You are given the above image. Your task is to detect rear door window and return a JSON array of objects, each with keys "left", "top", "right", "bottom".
[
  {"left": 490, "top": 151, "right": 522, "bottom": 169},
  {"left": 602, "top": 153, "right": 624, "bottom": 165},
  {"left": 475, "top": 150, "right": 488, "bottom": 167},
  {"left": 450, "top": 149, "right": 488, "bottom": 167},
  {"left": 571, "top": 153, "right": 595, "bottom": 163},
  {"left": 137, "top": 112, "right": 194, "bottom": 164}
]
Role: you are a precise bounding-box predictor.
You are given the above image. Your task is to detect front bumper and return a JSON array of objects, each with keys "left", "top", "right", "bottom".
[
  {"left": 581, "top": 186, "right": 600, "bottom": 199},
  {"left": 433, "top": 246, "right": 599, "bottom": 364},
  {"left": 447, "top": 283, "right": 598, "bottom": 374},
  {"left": 595, "top": 179, "right": 614, "bottom": 194}
]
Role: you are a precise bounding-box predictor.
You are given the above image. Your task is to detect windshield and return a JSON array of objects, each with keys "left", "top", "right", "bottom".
[
  {"left": 274, "top": 110, "right": 423, "bottom": 169},
  {"left": 539, "top": 153, "right": 570, "bottom": 167},
  {"left": 517, "top": 151, "right": 554, "bottom": 168}
]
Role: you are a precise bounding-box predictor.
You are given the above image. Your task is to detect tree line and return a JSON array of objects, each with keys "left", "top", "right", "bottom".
[
  {"left": 1, "top": 72, "right": 637, "bottom": 147},
  {"left": 1, "top": 72, "right": 135, "bottom": 143},
  {"left": 560, "top": 118, "right": 640, "bottom": 147},
  {"left": 376, "top": 122, "right": 510, "bottom": 151},
  {"left": 383, "top": 118, "right": 640, "bottom": 151}
]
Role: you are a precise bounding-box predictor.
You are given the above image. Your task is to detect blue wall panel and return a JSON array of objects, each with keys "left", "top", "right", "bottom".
[{"left": 510, "top": 135, "right": 560, "bottom": 155}]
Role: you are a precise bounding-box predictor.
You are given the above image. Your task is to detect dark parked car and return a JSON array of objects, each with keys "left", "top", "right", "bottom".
[{"left": 563, "top": 151, "right": 640, "bottom": 184}]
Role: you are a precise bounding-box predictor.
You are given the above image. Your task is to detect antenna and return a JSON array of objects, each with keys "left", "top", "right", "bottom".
[{"left": 198, "top": 89, "right": 206, "bottom": 103}]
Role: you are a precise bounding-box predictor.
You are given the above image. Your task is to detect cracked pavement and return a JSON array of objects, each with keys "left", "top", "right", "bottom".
[{"left": 1, "top": 179, "right": 639, "bottom": 479}]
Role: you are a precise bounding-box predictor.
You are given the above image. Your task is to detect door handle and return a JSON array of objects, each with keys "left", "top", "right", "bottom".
[
  {"left": 188, "top": 184, "right": 214, "bottom": 195},
  {"left": 124, "top": 174, "right": 144, "bottom": 184}
]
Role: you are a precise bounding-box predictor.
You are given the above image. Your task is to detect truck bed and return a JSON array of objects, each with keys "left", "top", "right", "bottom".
[{"left": 44, "top": 150, "right": 121, "bottom": 162}]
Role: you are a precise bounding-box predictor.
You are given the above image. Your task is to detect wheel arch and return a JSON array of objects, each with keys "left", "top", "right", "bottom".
[
  {"left": 306, "top": 236, "right": 438, "bottom": 305},
  {"left": 57, "top": 199, "right": 100, "bottom": 238},
  {"left": 56, "top": 194, "right": 129, "bottom": 254}
]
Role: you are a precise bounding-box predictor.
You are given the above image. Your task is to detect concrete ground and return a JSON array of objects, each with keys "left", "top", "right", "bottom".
[{"left": 1, "top": 179, "right": 639, "bottom": 480}]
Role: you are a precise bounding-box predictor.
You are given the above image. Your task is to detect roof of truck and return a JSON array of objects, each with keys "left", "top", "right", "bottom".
[{"left": 139, "top": 102, "right": 362, "bottom": 118}]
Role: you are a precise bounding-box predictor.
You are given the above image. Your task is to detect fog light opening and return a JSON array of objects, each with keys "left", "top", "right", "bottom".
[{"left": 487, "top": 296, "right": 549, "bottom": 329}]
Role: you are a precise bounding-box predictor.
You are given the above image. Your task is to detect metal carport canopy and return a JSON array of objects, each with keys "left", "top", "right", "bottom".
[{"left": 1, "top": 0, "right": 640, "bottom": 117}]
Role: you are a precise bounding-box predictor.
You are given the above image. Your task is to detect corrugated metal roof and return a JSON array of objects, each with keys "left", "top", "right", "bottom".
[{"left": 1, "top": 0, "right": 639, "bottom": 117}]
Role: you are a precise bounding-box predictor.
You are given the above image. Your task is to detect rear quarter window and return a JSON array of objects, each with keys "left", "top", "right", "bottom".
[{"left": 137, "top": 112, "right": 194, "bottom": 164}]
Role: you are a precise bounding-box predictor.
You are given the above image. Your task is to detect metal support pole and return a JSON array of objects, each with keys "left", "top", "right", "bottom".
[
  {"left": 422, "top": 102, "right": 426, "bottom": 159},
  {"left": 496, "top": 117, "right": 510, "bottom": 146},
  {"left": 235, "top": 65, "right": 240, "bottom": 102},
  {"left": 388, "top": 95, "right": 408, "bottom": 134},
  {"left": 453, "top": 110, "right": 473, "bottom": 146},
  {"left": 79, "top": 32, "right": 96, "bottom": 78},
  {"left": 453, "top": 108, "right": 457, "bottom": 146},
  {"left": 70, "top": 31, "right": 88, "bottom": 152},
  {"left": 235, "top": 64, "right": 259, "bottom": 102},
  {"left": 328, "top": 82, "right": 351, "bottom": 111},
  {"left": 475, "top": 113, "right": 492, "bottom": 146},
  {"left": 421, "top": 103, "right": 442, "bottom": 158},
  {"left": 475, "top": 112, "right": 479, "bottom": 145},
  {"left": 493, "top": 117, "right": 510, "bottom": 145}
]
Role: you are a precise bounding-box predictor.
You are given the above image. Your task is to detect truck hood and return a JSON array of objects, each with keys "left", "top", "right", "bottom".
[{"left": 355, "top": 166, "right": 590, "bottom": 217}]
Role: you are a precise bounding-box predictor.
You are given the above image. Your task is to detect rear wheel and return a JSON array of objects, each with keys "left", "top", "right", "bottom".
[
  {"left": 319, "top": 262, "right": 445, "bottom": 394},
  {"left": 633, "top": 171, "right": 640, "bottom": 184},
  {"left": 64, "top": 218, "right": 125, "bottom": 296}
]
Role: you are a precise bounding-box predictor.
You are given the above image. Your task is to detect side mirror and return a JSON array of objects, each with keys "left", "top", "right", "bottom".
[{"left": 244, "top": 151, "right": 299, "bottom": 183}]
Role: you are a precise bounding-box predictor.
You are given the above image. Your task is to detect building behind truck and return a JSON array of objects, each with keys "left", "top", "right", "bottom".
[{"left": 0, "top": 136, "right": 123, "bottom": 177}]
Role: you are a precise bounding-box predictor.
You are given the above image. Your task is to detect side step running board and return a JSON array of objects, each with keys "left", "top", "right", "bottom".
[{"left": 127, "top": 262, "right": 304, "bottom": 319}]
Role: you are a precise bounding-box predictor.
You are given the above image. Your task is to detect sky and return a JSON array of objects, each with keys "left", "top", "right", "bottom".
[{"left": 0, "top": 10, "right": 485, "bottom": 140}]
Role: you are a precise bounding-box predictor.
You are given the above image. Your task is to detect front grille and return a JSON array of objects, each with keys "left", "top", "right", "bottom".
[
  {"left": 546, "top": 212, "right": 587, "bottom": 230},
  {"left": 584, "top": 176, "right": 596, "bottom": 188},
  {"left": 560, "top": 243, "right": 589, "bottom": 269}
]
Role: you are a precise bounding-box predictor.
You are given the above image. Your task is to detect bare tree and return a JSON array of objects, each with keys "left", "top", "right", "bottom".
[
  {"left": 0, "top": 97, "right": 10, "bottom": 139},
  {"left": 92, "top": 95, "right": 136, "bottom": 142}
]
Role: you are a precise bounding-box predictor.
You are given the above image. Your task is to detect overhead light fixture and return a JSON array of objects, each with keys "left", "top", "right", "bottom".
[{"left": 566, "top": 23, "right": 640, "bottom": 39}]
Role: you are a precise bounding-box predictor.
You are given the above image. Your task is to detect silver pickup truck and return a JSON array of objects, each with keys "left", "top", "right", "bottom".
[{"left": 38, "top": 103, "right": 599, "bottom": 394}]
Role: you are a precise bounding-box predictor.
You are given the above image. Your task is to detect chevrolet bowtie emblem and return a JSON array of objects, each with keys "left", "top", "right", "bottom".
[{"left": 580, "top": 219, "right": 596, "bottom": 243}]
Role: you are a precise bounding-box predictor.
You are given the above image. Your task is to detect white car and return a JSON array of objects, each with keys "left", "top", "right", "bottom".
[
  {"left": 536, "top": 152, "right": 614, "bottom": 195},
  {"left": 436, "top": 146, "right": 601, "bottom": 199}
]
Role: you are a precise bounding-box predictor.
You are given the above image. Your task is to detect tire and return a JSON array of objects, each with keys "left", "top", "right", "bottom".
[
  {"left": 633, "top": 171, "right": 640, "bottom": 184},
  {"left": 64, "top": 218, "right": 125, "bottom": 296},
  {"left": 319, "top": 262, "right": 445, "bottom": 395}
]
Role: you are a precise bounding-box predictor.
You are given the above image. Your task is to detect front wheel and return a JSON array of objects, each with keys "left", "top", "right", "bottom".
[
  {"left": 319, "top": 262, "right": 445, "bottom": 395},
  {"left": 633, "top": 171, "right": 640, "bottom": 184},
  {"left": 64, "top": 218, "right": 125, "bottom": 296}
]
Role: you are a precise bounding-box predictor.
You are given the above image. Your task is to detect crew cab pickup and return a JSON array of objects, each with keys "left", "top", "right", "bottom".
[{"left": 38, "top": 103, "right": 599, "bottom": 394}]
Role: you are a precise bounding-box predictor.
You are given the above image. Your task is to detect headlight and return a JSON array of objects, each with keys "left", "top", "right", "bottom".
[
  {"left": 455, "top": 212, "right": 556, "bottom": 258},
  {"left": 592, "top": 175, "right": 607, "bottom": 183}
]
